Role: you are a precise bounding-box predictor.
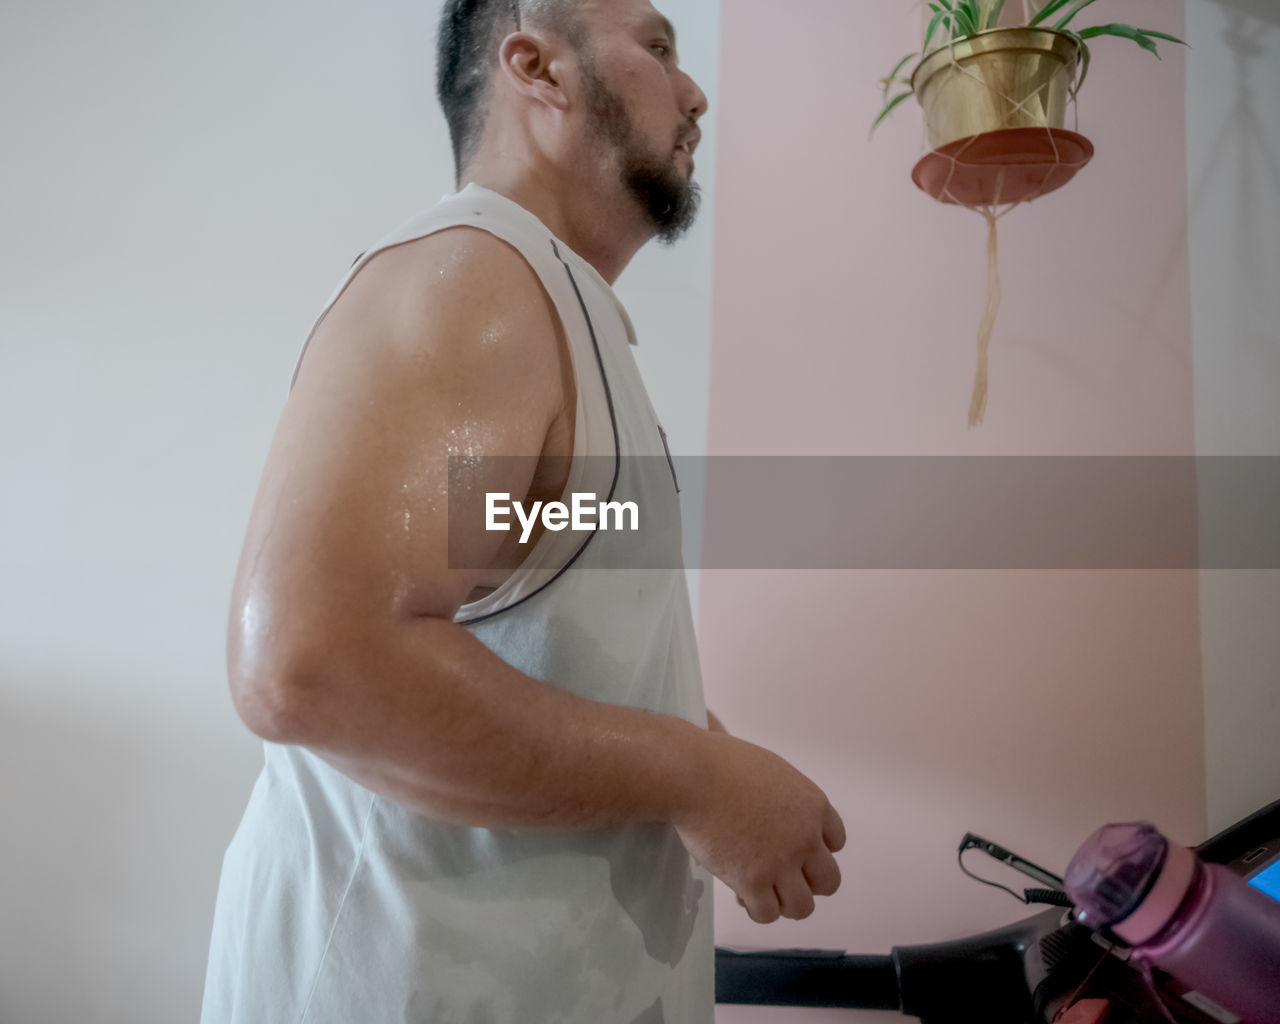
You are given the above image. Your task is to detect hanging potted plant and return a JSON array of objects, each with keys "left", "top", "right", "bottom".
[
  {"left": 873, "top": 0, "right": 1186, "bottom": 142},
  {"left": 868, "top": 0, "right": 1186, "bottom": 427}
]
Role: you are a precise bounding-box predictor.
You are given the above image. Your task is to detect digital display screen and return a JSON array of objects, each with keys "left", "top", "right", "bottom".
[{"left": 1248, "top": 854, "right": 1280, "bottom": 903}]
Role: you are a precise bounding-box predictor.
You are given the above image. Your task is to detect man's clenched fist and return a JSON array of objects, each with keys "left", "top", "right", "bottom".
[{"left": 673, "top": 732, "right": 845, "bottom": 923}]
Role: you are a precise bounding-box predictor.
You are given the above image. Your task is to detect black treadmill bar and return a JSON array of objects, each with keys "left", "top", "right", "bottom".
[{"left": 715, "top": 947, "right": 900, "bottom": 1009}]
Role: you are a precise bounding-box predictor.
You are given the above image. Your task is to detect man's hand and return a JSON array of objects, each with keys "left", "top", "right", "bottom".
[{"left": 674, "top": 732, "right": 845, "bottom": 923}]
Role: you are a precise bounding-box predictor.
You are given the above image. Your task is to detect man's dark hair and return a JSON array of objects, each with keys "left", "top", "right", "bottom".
[{"left": 436, "top": 0, "right": 584, "bottom": 184}]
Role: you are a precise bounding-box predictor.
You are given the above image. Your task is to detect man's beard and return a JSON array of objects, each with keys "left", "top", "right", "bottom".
[{"left": 577, "top": 51, "right": 701, "bottom": 245}]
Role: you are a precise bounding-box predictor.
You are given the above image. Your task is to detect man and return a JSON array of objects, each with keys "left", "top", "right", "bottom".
[{"left": 201, "top": 1, "right": 844, "bottom": 1020}]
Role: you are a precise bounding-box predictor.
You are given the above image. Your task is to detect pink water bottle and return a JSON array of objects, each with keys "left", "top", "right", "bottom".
[{"left": 1064, "top": 822, "right": 1280, "bottom": 1023}]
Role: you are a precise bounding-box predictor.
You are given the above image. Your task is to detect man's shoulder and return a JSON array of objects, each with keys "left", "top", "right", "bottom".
[
  {"left": 328, "top": 224, "right": 566, "bottom": 368},
  {"left": 363, "top": 224, "right": 551, "bottom": 316},
  {"left": 289, "top": 219, "right": 572, "bottom": 446}
]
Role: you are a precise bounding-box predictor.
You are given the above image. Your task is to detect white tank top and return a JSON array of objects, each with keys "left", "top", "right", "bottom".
[{"left": 201, "top": 184, "right": 713, "bottom": 1024}]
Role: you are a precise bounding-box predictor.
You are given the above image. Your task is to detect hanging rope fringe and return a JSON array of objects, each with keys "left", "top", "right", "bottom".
[{"left": 969, "top": 204, "right": 1002, "bottom": 428}]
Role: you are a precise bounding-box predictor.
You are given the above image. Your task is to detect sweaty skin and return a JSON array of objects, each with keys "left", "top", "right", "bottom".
[{"left": 227, "top": 0, "right": 844, "bottom": 926}]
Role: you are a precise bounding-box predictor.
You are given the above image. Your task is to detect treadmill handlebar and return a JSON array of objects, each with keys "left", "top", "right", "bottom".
[
  {"left": 714, "top": 947, "right": 900, "bottom": 1010},
  {"left": 715, "top": 908, "right": 1063, "bottom": 1021}
]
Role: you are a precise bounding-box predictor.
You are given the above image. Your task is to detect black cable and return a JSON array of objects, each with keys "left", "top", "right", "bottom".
[
  {"left": 958, "top": 846, "right": 1031, "bottom": 903},
  {"left": 957, "top": 849, "right": 1075, "bottom": 908}
]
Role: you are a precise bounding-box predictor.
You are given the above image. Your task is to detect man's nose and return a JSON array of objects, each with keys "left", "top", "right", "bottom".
[{"left": 679, "top": 69, "right": 709, "bottom": 121}]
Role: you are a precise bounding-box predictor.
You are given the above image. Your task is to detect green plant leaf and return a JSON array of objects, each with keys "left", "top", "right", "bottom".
[
  {"left": 1065, "top": 32, "right": 1091, "bottom": 99},
  {"left": 1051, "top": 0, "right": 1103, "bottom": 31},
  {"left": 881, "top": 52, "right": 917, "bottom": 100},
  {"left": 870, "top": 90, "right": 914, "bottom": 137},
  {"left": 984, "top": 0, "right": 1007, "bottom": 31},
  {"left": 1028, "top": 0, "right": 1075, "bottom": 27},
  {"left": 923, "top": 9, "right": 951, "bottom": 52},
  {"left": 951, "top": 0, "right": 979, "bottom": 36},
  {"left": 1138, "top": 28, "right": 1188, "bottom": 46},
  {"left": 1077, "top": 22, "right": 1160, "bottom": 56}
]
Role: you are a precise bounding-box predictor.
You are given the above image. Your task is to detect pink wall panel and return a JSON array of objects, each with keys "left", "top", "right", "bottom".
[
  {"left": 705, "top": 0, "right": 1193, "bottom": 454},
  {"left": 702, "top": 3, "right": 1201, "bottom": 1020}
]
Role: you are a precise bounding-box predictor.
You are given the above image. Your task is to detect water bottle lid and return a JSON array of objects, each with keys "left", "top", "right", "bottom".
[{"left": 1064, "top": 822, "right": 1196, "bottom": 944}]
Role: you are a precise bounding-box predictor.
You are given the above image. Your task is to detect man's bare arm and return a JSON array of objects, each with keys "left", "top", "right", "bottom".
[{"left": 228, "top": 228, "right": 843, "bottom": 920}]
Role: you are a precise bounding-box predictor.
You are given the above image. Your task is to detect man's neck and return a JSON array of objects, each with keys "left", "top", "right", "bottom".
[{"left": 462, "top": 165, "right": 651, "bottom": 286}]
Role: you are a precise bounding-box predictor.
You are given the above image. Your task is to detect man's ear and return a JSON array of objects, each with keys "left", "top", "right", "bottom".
[{"left": 497, "top": 32, "right": 572, "bottom": 112}]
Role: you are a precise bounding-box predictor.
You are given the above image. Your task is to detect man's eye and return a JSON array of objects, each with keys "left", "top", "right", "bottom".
[{"left": 651, "top": 42, "right": 671, "bottom": 58}]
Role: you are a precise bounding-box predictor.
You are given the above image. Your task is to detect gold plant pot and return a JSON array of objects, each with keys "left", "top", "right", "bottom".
[{"left": 911, "top": 28, "right": 1080, "bottom": 150}]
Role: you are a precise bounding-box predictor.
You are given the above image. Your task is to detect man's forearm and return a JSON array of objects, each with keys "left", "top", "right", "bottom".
[{"left": 258, "top": 614, "right": 712, "bottom": 830}]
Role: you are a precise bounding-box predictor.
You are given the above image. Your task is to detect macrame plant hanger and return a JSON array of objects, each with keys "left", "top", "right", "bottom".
[{"left": 909, "top": 27, "right": 1093, "bottom": 426}]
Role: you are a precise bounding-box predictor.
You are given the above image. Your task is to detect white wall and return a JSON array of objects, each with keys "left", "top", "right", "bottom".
[
  {"left": 1186, "top": 0, "right": 1280, "bottom": 832},
  {"left": 0, "top": 1, "right": 717, "bottom": 1020}
]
